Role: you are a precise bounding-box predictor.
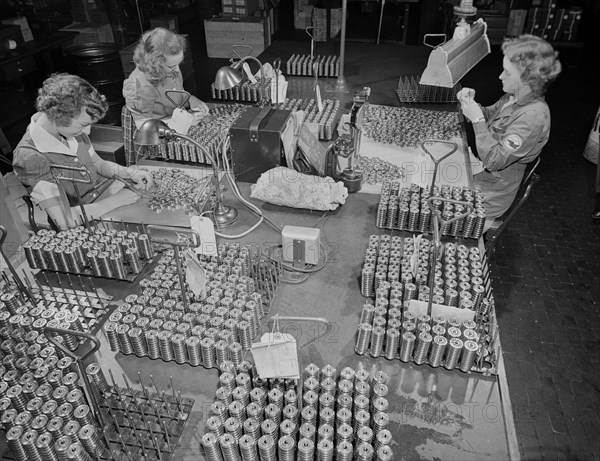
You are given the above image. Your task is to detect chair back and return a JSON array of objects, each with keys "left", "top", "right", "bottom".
[{"left": 484, "top": 157, "right": 541, "bottom": 255}]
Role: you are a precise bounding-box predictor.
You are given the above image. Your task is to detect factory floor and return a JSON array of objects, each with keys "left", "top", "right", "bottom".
[{"left": 184, "top": 28, "right": 600, "bottom": 460}]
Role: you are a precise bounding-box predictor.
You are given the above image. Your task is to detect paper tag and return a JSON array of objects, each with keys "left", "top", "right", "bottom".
[
  {"left": 184, "top": 249, "right": 206, "bottom": 300},
  {"left": 243, "top": 62, "right": 258, "bottom": 84},
  {"left": 166, "top": 108, "right": 194, "bottom": 134},
  {"left": 190, "top": 215, "right": 218, "bottom": 257},
  {"left": 316, "top": 85, "right": 323, "bottom": 113},
  {"left": 250, "top": 332, "right": 299, "bottom": 379},
  {"left": 411, "top": 234, "right": 422, "bottom": 277}
]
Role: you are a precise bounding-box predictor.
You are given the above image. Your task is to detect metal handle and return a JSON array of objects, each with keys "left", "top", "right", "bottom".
[
  {"left": 44, "top": 326, "right": 101, "bottom": 360},
  {"left": 420, "top": 139, "right": 458, "bottom": 164},
  {"left": 49, "top": 164, "right": 93, "bottom": 184},
  {"left": 146, "top": 224, "right": 200, "bottom": 248},
  {"left": 423, "top": 33, "right": 447, "bottom": 48},
  {"left": 232, "top": 44, "right": 253, "bottom": 60},
  {"left": 44, "top": 325, "right": 104, "bottom": 427},
  {"left": 165, "top": 89, "right": 191, "bottom": 110},
  {"left": 427, "top": 196, "right": 474, "bottom": 227}
]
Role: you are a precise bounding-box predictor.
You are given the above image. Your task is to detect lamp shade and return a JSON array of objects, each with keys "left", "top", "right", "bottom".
[
  {"left": 214, "top": 65, "right": 244, "bottom": 91},
  {"left": 134, "top": 119, "right": 170, "bottom": 145}
]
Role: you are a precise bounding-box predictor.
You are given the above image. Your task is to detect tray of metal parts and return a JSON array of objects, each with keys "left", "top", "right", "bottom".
[
  {"left": 100, "top": 387, "right": 194, "bottom": 461},
  {"left": 210, "top": 79, "right": 271, "bottom": 103},
  {"left": 34, "top": 279, "right": 113, "bottom": 334},
  {"left": 103, "top": 243, "right": 282, "bottom": 367},
  {"left": 285, "top": 54, "right": 340, "bottom": 77},
  {"left": 22, "top": 223, "right": 154, "bottom": 282},
  {"left": 144, "top": 104, "right": 246, "bottom": 165},
  {"left": 355, "top": 233, "right": 498, "bottom": 375},
  {"left": 396, "top": 75, "right": 461, "bottom": 103},
  {"left": 376, "top": 183, "right": 487, "bottom": 239},
  {"left": 274, "top": 97, "right": 341, "bottom": 140},
  {"left": 201, "top": 364, "right": 394, "bottom": 461}
]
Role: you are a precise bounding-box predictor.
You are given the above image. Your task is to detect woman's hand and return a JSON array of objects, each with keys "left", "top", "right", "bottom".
[
  {"left": 125, "top": 166, "right": 153, "bottom": 190},
  {"left": 457, "top": 87, "right": 476, "bottom": 103},
  {"left": 461, "top": 99, "right": 485, "bottom": 123},
  {"left": 191, "top": 101, "right": 210, "bottom": 124}
]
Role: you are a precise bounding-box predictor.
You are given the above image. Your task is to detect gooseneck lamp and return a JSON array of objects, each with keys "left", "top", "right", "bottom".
[
  {"left": 134, "top": 119, "right": 239, "bottom": 227},
  {"left": 214, "top": 55, "right": 268, "bottom": 107}
]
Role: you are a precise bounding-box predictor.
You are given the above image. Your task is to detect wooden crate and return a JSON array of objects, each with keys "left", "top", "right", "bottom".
[
  {"left": 59, "top": 22, "right": 114, "bottom": 44},
  {"left": 204, "top": 17, "right": 268, "bottom": 58}
]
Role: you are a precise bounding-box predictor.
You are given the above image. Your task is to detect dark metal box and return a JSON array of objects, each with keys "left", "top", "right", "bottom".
[{"left": 229, "top": 106, "right": 293, "bottom": 183}]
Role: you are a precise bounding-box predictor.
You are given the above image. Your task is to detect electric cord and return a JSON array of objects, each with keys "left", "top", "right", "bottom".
[
  {"left": 264, "top": 242, "right": 329, "bottom": 274},
  {"left": 213, "top": 138, "right": 282, "bottom": 238}
]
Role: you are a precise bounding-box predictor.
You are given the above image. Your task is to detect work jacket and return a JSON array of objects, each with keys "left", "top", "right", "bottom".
[{"left": 472, "top": 92, "right": 550, "bottom": 219}]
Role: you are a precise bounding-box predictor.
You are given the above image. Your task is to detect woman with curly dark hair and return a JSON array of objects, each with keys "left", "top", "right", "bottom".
[
  {"left": 122, "top": 27, "right": 209, "bottom": 128},
  {"left": 13, "top": 73, "right": 152, "bottom": 230},
  {"left": 457, "top": 34, "right": 562, "bottom": 222}
]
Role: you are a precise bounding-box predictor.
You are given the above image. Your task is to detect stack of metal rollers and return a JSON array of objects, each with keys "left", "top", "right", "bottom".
[
  {"left": 103, "top": 243, "right": 277, "bottom": 368},
  {"left": 285, "top": 54, "right": 340, "bottom": 77},
  {"left": 396, "top": 75, "right": 460, "bottom": 104},
  {"left": 275, "top": 98, "right": 341, "bottom": 140},
  {"left": 202, "top": 363, "right": 394, "bottom": 461},
  {"left": 22, "top": 224, "right": 154, "bottom": 281},
  {"left": 357, "top": 234, "right": 496, "bottom": 374},
  {"left": 148, "top": 104, "right": 245, "bottom": 164},
  {"left": 210, "top": 79, "right": 271, "bottom": 103},
  {"left": 0, "top": 292, "right": 110, "bottom": 461},
  {"left": 376, "top": 183, "right": 487, "bottom": 239}
]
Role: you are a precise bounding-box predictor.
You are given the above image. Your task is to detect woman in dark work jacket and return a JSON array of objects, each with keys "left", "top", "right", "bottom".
[{"left": 458, "top": 34, "right": 562, "bottom": 223}]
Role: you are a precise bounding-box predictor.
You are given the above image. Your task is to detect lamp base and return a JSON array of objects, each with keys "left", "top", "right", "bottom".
[{"left": 213, "top": 203, "right": 239, "bottom": 227}]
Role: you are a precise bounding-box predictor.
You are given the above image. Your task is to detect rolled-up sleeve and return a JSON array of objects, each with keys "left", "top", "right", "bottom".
[
  {"left": 473, "top": 108, "right": 547, "bottom": 171},
  {"left": 123, "top": 75, "right": 158, "bottom": 126},
  {"left": 13, "top": 147, "right": 62, "bottom": 209}
]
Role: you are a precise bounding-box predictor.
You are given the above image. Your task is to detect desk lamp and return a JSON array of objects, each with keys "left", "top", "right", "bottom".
[
  {"left": 214, "top": 52, "right": 268, "bottom": 107},
  {"left": 420, "top": 18, "right": 490, "bottom": 88},
  {"left": 134, "top": 119, "right": 239, "bottom": 227}
]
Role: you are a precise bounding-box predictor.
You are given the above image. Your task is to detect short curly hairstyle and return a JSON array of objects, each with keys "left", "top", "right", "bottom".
[
  {"left": 36, "top": 73, "right": 108, "bottom": 127},
  {"left": 502, "top": 34, "right": 562, "bottom": 97},
  {"left": 132, "top": 27, "right": 186, "bottom": 85}
]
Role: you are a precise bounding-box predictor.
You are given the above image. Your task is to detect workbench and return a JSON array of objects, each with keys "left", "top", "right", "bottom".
[{"left": 16, "top": 177, "right": 515, "bottom": 460}]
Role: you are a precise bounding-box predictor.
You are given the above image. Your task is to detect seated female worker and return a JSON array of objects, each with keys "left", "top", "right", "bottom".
[
  {"left": 458, "top": 34, "right": 561, "bottom": 223},
  {"left": 12, "top": 73, "right": 153, "bottom": 230},
  {"left": 122, "top": 27, "right": 210, "bottom": 129}
]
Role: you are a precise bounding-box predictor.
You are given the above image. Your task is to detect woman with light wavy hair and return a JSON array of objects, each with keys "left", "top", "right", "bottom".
[
  {"left": 13, "top": 73, "right": 152, "bottom": 230},
  {"left": 122, "top": 27, "right": 209, "bottom": 128},
  {"left": 457, "top": 34, "right": 562, "bottom": 224}
]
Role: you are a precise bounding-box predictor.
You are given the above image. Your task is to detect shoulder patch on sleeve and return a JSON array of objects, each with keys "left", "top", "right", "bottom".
[{"left": 504, "top": 134, "right": 523, "bottom": 151}]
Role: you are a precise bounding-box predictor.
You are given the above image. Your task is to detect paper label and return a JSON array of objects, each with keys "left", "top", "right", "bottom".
[
  {"left": 243, "top": 62, "right": 258, "bottom": 84},
  {"left": 250, "top": 332, "right": 299, "bottom": 379},
  {"left": 190, "top": 215, "right": 218, "bottom": 257},
  {"left": 411, "top": 234, "right": 422, "bottom": 277},
  {"left": 316, "top": 85, "right": 323, "bottom": 113},
  {"left": 166, "top": 108, "right": 194, "bottom": 134},
  {"left": 184, "top": 249, "right": 206, "bottom": 300}
]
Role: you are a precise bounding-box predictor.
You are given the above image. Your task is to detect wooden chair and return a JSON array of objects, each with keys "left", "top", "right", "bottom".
[{"left": 484, "top": 157, "right": 541, "bottom": 256}]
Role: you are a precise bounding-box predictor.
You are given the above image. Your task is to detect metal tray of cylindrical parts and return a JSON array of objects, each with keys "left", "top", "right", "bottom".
[
  {"left": 396, "top": 75, "right": 461, "bottom": 104},
  {"left": 356, "top": 233, "right": 499, "bottom": 376},
  {"left": 21, "top": 222, "right": 155, "bottom": 283}
]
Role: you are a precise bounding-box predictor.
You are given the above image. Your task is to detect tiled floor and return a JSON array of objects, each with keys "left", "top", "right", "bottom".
[{"left": 185, "top": 29, "right": 600, "bottom": 460}]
